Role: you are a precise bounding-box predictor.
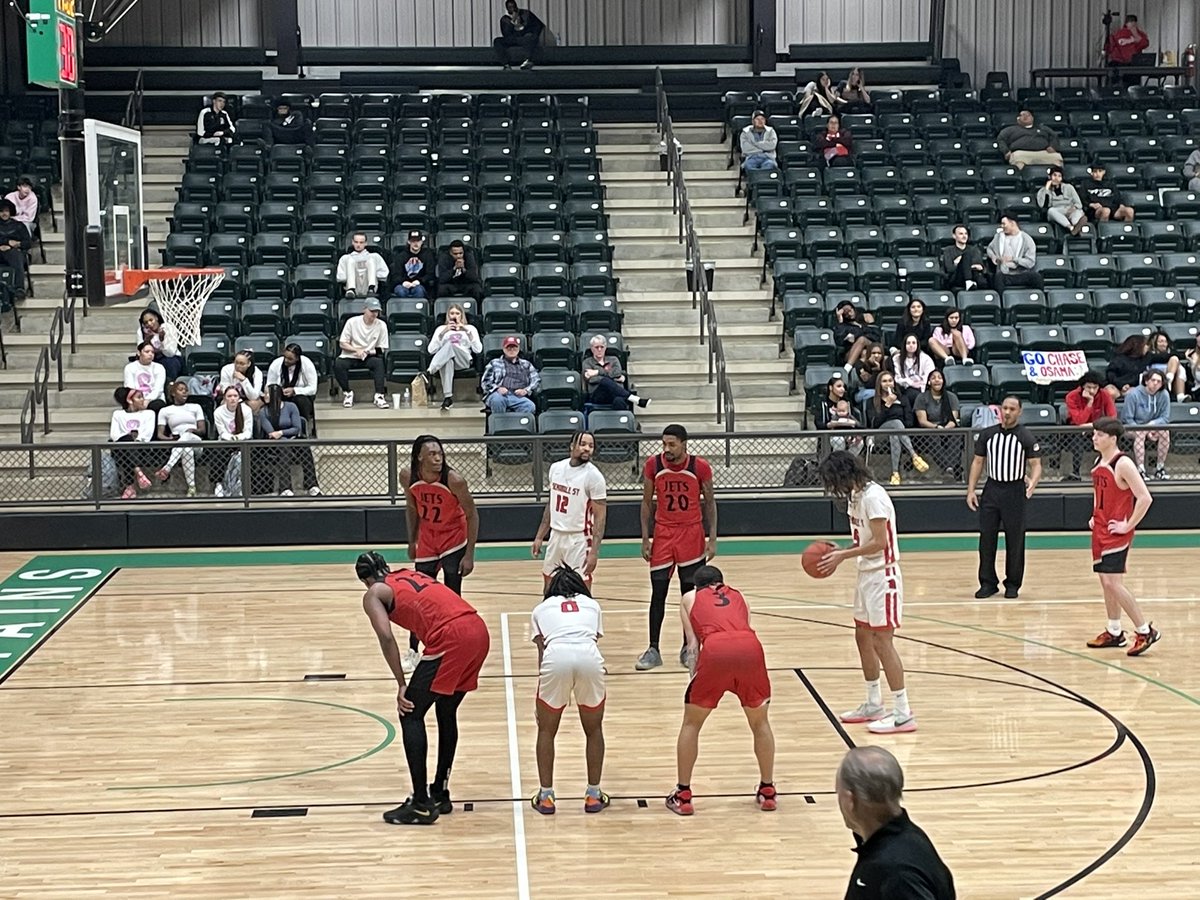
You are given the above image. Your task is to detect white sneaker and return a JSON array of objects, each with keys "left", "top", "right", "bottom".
[
  {"left": 866, "top": 711, "right": 917, "bottom": 734},
  {"left": 279, "top": 489, "right": 294, "bottom": 497},
  {"left": 373, "top": 393, "right": 388, "bottom": 409},
  {"left": 401, "top": 649, "right": 421, "bottom": 674},
  {"left": 214, "top": 484, "right": 225, "bottom": 498},
  {"left": 308, "top": 486, "right": 322, "bottom": 496},
  {"left": 342, "top": 391, "right": 354, "bottom": 408},
  {"left": 965, "top": 279, "right": 976, "bottom": 291},
  {"left": 839, "top": 702, "right": 886, "bottom": 723}
]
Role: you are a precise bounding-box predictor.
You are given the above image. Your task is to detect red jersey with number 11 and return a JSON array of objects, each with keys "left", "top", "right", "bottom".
[
  {"left": 1091, "top": 452, "right": 1136, "bottom": 555},
  {"left": 383, "top": 569, "right": 476, "bottom": 646},
  {"left": 645, "top": 453, "right": 712, "bottom": 528}
]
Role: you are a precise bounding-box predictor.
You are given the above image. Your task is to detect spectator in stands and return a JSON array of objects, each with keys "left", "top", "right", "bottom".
[
  {"left": 338, "top": 232, "right": 389, "bottom": 300},
  {"left": 940, "top": 224, "right": 986, "bottom": 291},
  {"left": 154, "top": 380, "right": 206, "bottom": 497},
  {"left": 1185, "top": 147, "right": 1200, "bottom": 193},
  {"left": 928, "top": 307, "right": 975, "bottom": 366},
  {"left": 913, "top": 369, "right": 962, "bottom": 475},
  {"left": 1037, "top": 165, "right": 1087, "bottom": 236},
  {"left": 740, "top": 112, "right": 778, "bottom": 171},
  {"left": 494, "top": 0, "right": 546, "bottom": 70},
  {"left": 1105, "top": 14, "right": 1150, "bottom": 85},
  {"left": 482, "top": 335, "right": 539, "bottom": 414},
  {"left": 869, "top": 371, "right": 929, "bottom": 485},
  {"left": 4, "top": 177, "right": 38, "bottom": 236},
  {"left": 256, "top": 385, "right": 321, "bottom": 497},
  {"left": 416, "top": 303, "right": 483, "bottom": 410},
  {"left": 0, "top": 199, "right": 29, "bottom": 300},
  {"left": 136, "top": 307, "right": 183, "bottom": 382},
  {"left": 583, "top": 333, "right": 650, "bottom": 411},
  {"left": 1063, "top": 370, "right": 1117, "bottom": 479},
  {"left": 1146, "top": 330, "right": 1187, "bottom": 402},
  {"left": 196, "top": 92, "right": 235, "bottom": 146},
  {"left": 815, "top": 375, "right": 863, "bottom": 453},
  {"left": 891, "top": 298, "right": 933, "bottom": 355},
  {"left": 1104, "top": 334, "right": 1149, "bottom": 401},
  {"left": 987, "top": 214, "right": 1043, "bottom": 291},
  {"left": 891, "top": 334, "right": 936, "bottom": 407},
  {"left": 212, "top": 385, "right": 253, "bottom": 497},
  {"left": 124, "top": 341, "right": 168, "bottom": 412},
  {"left": 854, "top": 342, "right": 887, "bottom": 405},
  {"left": 391, "top": 230, "right": 436, "bottom": 298},
  {"left": 833, "top": 299, "right": 881, "bottom": 369},
  {"left": 436, "top": 239, "right": 483, "bottom": 302},
  {"left": 1120, "top": 370, "right": 1171, "bottom": 479},
  {"left": 1080, "top": 162, "right": 1135, "bottom": 223},
  {"left": 219, "top": 349, "right": 265, "bottom": 413},
  {"left": 997, "top": 110, "right": 1062, "bottom": 170},
  {"left": 266, "top": 99, "right": 311, "bottom": 146},
  {"left": 837, "top": 67, "right": 872, "bottom": 113},
  {"left": 1186, "top": 334, "right": 1200, "bottom": 400},
  {"left": 814, "top": 115, "right": 854, "bottom": 168},
  {"left": 266, "top": 343, "right": 320, "bottom": 430},
  {"left": 334, "top": 297, "right": 389, "bottom": 409},
  {"left": 797, "top": 73, "right": 839, "bottom": 118},
  {"left": 110, "top": 387, "right": 158, "bottom": 500}
]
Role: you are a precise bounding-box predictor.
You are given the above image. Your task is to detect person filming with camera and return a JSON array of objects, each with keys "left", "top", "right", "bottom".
[{"left": 1105, "top": 13, "right": 1150, "bottom": 85}]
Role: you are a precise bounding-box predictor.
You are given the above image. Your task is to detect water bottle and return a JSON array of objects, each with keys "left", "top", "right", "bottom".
[{"left": 402, "top": 387, "right": 411, "bottom": 408}]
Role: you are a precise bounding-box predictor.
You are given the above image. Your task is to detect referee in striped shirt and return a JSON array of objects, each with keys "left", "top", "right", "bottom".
[{"left": 966, "top": 396, "right": 1042, "bottom": 599}]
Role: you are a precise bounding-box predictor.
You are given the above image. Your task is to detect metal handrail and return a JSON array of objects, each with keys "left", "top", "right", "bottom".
[
  {"left": 122, "top": 69, "right": 145, "bottom": 132},
  {"left": 18, "top": 294, "right": 80, "bottom": 444}
]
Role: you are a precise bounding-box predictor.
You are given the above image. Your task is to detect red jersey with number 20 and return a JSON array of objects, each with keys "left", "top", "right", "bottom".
[
  {"left": 645, "top": 453, "right": 712, "bottom": 528},
  {"left": 1092, "top": 452, "right": 1136, "bottom": 556},
  {"left": 383, "top": 569, "right": 476, "bottom": 647},
  {"left": 689, "top": 584, "right": 754, "bottom": 643}
]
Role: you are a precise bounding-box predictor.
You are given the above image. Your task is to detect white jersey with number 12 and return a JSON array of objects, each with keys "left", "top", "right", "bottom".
[{"left": 548, "top": 459, "right": 607, "bottom": 534}]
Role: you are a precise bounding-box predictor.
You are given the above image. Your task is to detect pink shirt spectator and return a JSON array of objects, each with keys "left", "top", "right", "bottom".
[
  {"left": 930, "top": 324, "right": 976, "bottom": 353},
  {"left": 4, "top": 189, "right": 38, "bottom": 229}
]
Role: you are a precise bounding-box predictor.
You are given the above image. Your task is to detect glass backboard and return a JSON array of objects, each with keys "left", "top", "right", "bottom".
[{"left": 83, "top": 119, "right": 145, "bottom": 296}]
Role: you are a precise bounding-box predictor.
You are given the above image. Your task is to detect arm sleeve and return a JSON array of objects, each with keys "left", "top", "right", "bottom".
[
  {"left": 280, "top": 404, "right": 302, "bottom": 438},
  {"left": 1019, "top": 427, "right": 1042, "bottom": 458},
  {"left": 878, "top": 870, "right": 938, "bottom": 900},
  {"left": 860, "top": 485, "right": 891, "bottom": 522},
  {"left": 986, "top": 233, "right": 1001, "bottom": 263},
  {"left": 468, "top": 326, "right": 483, "bottom": 354},
  {"left": 372, "top": 252, "right": 389, "bottom": 280},
  {"left": 761, "top": 128, "right": 778, "bottom": 152},
  {"left": 266, "top": 358, "right": 282, "bottom": 386},
  {"left": 1043, "top": 125, "right": 1059, "bottom": 149},
  {"left": 196, "top": 110, "right": 208, "bottom": 138},
  {"left": 1185, "top": 152, "right": 1200, "bottom": 180},
  {"left": 588, "top": 468, "right": 608, "bottom": 501},
  {"left": 526, "top": 361, "right": 541, "bottom": 392},
  {"left": 1065, "top": 389, "right": 1086, "bottom": 423},
  {"left": 1151, "top": 394, "right": 1169, "bottom": 426},
  {"left": 109, "top": 413, "right": 124, "bottom": 442},
  {"left": 255, "top": 407, "right": 270, "bottom": 435},
  {"left": 240, "top": 370, "right": 263, "bottom": 402},
  {"left": 336, "top": 254, "right": 352, "bottom": 284},
  {"left": 996, "top": 127, "right": 1011, "bottom": 155},
  {"left": 1015, "top": 234, "right": 1037, "bottom": 269},
  {"left": 974, "top": 430, "right": 989, "bottom": 456},
  {"left": 296, "top": 357, "right": 319, "bottom": 395},
  {"left": 738, "top": 129, "right": 755, "bottom": 155},
  {"left": 152, "top": 365, "right": 167, "bottom": 400},
  {"left": 1036, "top": 187, "right": 1051, "bottom": 209},
  {"left": 428, "top": 325, "right": 446, "bottom": 353},
  {"left": 481, "top": 360, "right": 498, "bottom": 394}
]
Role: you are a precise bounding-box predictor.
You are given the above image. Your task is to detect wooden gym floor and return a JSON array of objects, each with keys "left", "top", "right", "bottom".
[{"left": 1, "top": 536, "right": 1198, "bottom": 899}]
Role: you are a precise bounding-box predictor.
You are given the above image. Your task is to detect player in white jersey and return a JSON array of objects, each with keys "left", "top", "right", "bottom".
[
  {"left": 816, "top": 451, "right": 916, "bottom": 734},
  {"left": 528, "top": 565, "right": 609, "bottom": 816},
  {"left": 532, "top": 431, "right": 608, "bottom": 585}
]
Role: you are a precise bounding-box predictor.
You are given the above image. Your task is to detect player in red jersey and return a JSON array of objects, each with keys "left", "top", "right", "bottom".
[
  {"left": 1085, "top": 417, "right": 1160, "bottom": 656},
  {"left": 636, "top": 424, "right": 718, "bottom": 671},
  {"left": 665, "top": 565, "right": 775, "bottom": 816},
  {"left": 399, "top": 435, "right": 479, "bottom": 672},
  {"left": 358, "top": 550, "right": 491, "bottom": 825}
]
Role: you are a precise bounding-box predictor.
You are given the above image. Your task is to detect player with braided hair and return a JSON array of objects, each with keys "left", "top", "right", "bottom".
[
  {"left": 358, "top": 550, "right": 490, "bottom": 826},
  {"left": 528, "top": 564, "right": 609, "bottom": 815}
]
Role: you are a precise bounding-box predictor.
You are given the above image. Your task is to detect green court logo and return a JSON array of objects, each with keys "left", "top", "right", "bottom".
[{"left": 0, "top": 564, "right": 112, "bottom": 681}]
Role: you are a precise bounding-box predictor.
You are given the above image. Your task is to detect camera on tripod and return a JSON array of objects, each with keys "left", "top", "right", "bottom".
[{"left": 1102, "top": 10, "right": 1118, "bottom": 27}]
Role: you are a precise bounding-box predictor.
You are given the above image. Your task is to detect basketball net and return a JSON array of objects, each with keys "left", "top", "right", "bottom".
[{"left": 147, "top": 271, "right": 224, "bottom": 347}]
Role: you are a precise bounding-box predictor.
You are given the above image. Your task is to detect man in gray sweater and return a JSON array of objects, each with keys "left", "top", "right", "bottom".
[
  {"left": 1185, "top": 148, "right": 1200, "bottom": 193},
  {"left": 740, "top": 111, "right": 778, "bottom": 171},
  {"left": 997, "top": 110, "right": 1063, "bottom": 170},
  {"left": 1036, "top": 165, "right": 1087, "bottom": 235},
  {"left": 986, "top": 214, "right": 1043, "bottom": 292}
]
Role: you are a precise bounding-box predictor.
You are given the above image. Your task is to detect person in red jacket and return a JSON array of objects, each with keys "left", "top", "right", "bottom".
[
  {"left": 1106, "top": 15, "right": 1150, "bottom": 85},
  {"left": 1064, "top": 371, "right": 1117, "bottom": 480}
]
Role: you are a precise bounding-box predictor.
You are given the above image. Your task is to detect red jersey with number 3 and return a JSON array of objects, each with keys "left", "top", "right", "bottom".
[
  {"left": 1091, "top": 452, "right": 1136, "bottom": 555},
  {"left": 383, "top": 569, "right": 476, "bottom": 647},
  {"left": 408, "top": 472, "right": 468, "bottom": 559},
  {"left": 645, "top": 453, "right": 712, "bottom": 528},
  {"left": 689, "top": 584, "right": 754, "bottom": 642}
]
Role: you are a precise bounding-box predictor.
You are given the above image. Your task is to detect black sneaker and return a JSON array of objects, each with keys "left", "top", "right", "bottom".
[
  {"left": 441, "top": 395, "right": 453, "bottom": 410},
  {"left": 974, "top": 586, "right": 999, "bottom": 599},
  {"left": 382, "top": 797, "right": 439, "bottom": 825},
  {"left": 1004, "top": 587, "right": 1019, "bottom": 599},
  {"left": 429, "top": 784, "right": 453, "bottom": 815}
]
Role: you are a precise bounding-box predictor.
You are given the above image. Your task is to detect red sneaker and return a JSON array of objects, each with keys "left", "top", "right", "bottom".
[
  {"left": 1127, "top": 625, "right": 1160, "bottom": 657},
  {"left": 1086, "top": 629, "right": 1127, "bottom": 649},
  {"left": 666, "top": 788, "right": 694, "bottom": 816},
  {"left": 755, "top": 784, "right": 777, "bottom": 811}
]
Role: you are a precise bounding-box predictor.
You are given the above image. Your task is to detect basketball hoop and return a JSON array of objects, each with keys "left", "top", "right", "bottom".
[{"left": 122, "top": 267, "right": 225, "bottom": 347}]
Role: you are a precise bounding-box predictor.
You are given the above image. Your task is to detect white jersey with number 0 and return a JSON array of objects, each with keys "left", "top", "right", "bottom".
[
  {"left": 848, "top": 481, "right": 900, "bottom": 572},
  {"left": 547, "top": 459, "right": 607, "bottom": 535},
  {"left": 531, "top": 593, "right": 604, "bottom": 646}
]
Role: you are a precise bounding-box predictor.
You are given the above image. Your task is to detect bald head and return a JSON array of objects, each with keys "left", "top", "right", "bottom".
[{"left": 838, "top": 746, "right": 904, "bottom": 806}]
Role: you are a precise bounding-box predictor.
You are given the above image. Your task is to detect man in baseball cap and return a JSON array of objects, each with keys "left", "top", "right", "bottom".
[
  {"left": 393, "top": 230, "right": 436, "bottom": 298},
  {"left": 481, "top": 335, "right": 539, "bottom": 415}
]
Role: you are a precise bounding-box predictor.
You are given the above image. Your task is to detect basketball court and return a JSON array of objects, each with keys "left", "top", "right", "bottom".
[{"left": 2, "top": 536, "right": 1197, "bottom": 898}]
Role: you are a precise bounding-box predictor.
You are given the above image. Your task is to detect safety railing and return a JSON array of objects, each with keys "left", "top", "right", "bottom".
[
  {"left": 656, "top": 68, "right": 737, "bottom": 436},
  {"left": 18, "top": 293, "right": 80, "bottom": 444},
  {"left": 4, "top": 424, "right": 1198, "bottom": 510},
  {"left": 122, "top": 68, "right": 145, "bottom": 132}
]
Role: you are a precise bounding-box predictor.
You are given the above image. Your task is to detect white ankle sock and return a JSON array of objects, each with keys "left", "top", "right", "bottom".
[
  {"left": 866, "top": 679, "right": 882, "bottom": 707},
  {"left": 893, "top": 688, "right": 910, "bottom": 717},
  {"left": 1108, "top": 619, "right": 1122, "bottom": 636},
  {"left": 1135, "top": 623, "right": 1150, "bottom": 635}
]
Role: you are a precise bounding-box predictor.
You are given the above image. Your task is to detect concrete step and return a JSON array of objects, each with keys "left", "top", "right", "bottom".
[
  {"left": 598, "top": 153, "right": 730, "bottom": 173},
  {"left": 597, "top": 124, "right": 723, "bottom": 146}
]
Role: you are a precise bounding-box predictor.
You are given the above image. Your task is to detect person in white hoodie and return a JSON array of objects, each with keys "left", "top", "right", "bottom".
[
  {"left": 212, "top": 385, "right": 254, "bottom": 497},
  {"left": 154, "top": 380, "right": 207, "bottom": 497},
  {"left": 337, "top": 232, "right": 389, "bottom": 299},
  {"left": 123, "top": 342, "right": 168, "bottom": 411},
  {"left": 110, "top": 386, "right": 158, "bottom": 500}
]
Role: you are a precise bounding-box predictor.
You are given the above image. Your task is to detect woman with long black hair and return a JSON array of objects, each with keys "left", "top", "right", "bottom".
[
  {"left": 266, "top": 343, "right": 319, "bottom": 433},
  {"left": 255, "top": 384, "right": 320, "bottom": 496}
]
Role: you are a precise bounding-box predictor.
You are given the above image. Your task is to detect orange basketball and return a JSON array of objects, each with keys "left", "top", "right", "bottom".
[{"left": 802, "top": 541, "right": 838, "bottom": 579}]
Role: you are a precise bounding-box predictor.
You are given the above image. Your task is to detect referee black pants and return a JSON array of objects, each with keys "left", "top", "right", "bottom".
[{"left": 978, "top": 480, "right": 1027, "bottom": 593}]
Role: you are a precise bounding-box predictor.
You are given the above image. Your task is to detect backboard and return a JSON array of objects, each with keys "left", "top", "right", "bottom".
[{"left": 83, "top": 119, "right": 145, "bottom": 296}]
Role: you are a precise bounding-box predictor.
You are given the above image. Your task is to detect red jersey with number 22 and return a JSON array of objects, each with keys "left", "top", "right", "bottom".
[{"left": 645, "top": 453, "right": 712, "bottom": 527}]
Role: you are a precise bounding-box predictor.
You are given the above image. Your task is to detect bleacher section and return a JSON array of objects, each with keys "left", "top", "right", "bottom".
[
  {"left": 0, "top": 94, "right": 60, "bottom": 307},
  {"left": 721, "top": 82, "right": 1200, "bottom": 419}
]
